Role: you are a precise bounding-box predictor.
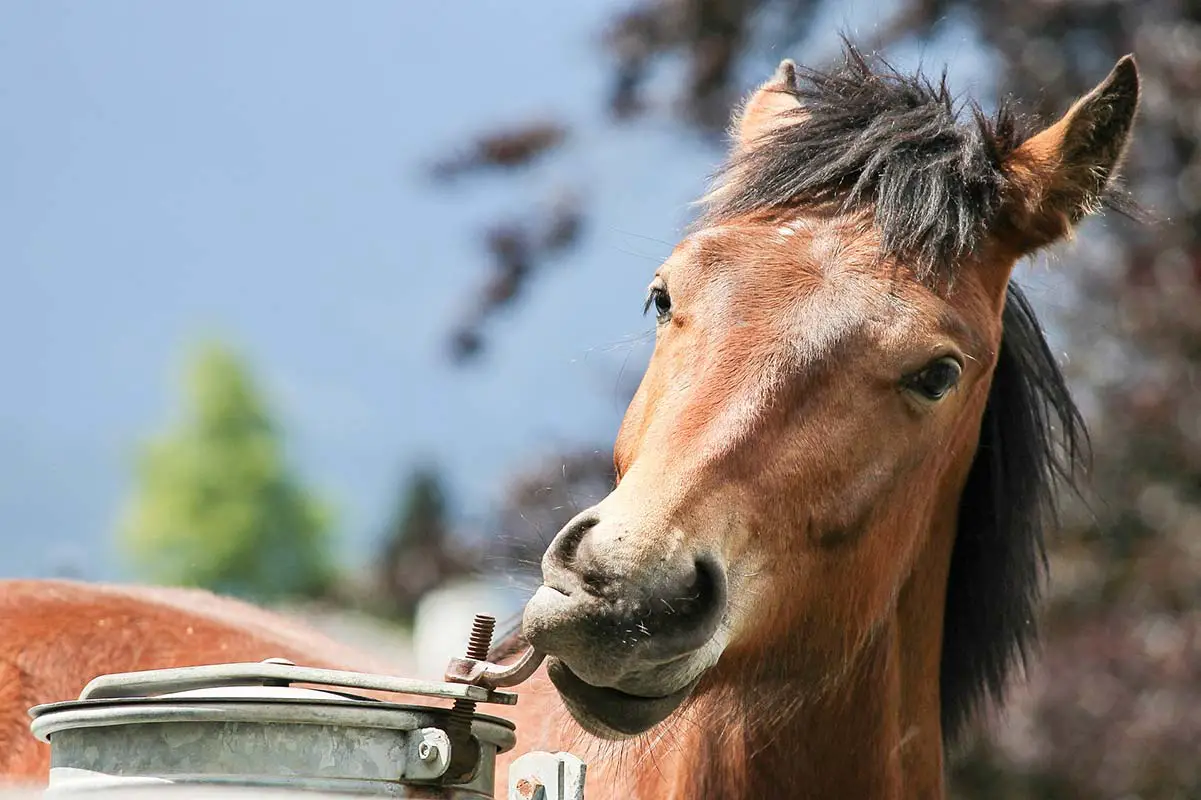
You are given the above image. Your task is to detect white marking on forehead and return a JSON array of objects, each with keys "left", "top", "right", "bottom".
[
  {"left": 808, "top": 227, "right": 845, "bottom": 274},
  {"left": 690, "top": 348, "right": 793, "bottom": 467},
  {"left": 781, "top": 216, "right": 817, "bottom": 233},
  {"left": 774, "top": 217, "right": 819, "bottom": 239},
  {"left": 791, "top": 279, "right": 875, "bottom": 364}
]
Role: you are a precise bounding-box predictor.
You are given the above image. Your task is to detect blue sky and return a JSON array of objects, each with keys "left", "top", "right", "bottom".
[{"left": 1, "top": 1, "right": 1029, "bottom": 580}]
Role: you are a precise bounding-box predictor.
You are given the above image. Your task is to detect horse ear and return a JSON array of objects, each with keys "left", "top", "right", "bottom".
[
  {"left": 1003, "top": 55, "right": 1140, "bottom": 251},
  {"left": 731, "top": 59, "right": 805, "bottom": 152}
]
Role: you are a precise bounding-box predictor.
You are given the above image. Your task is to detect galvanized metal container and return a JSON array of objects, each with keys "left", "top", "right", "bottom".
[{"left": 29, "top": 661, "right": 519, "bottom": 799}]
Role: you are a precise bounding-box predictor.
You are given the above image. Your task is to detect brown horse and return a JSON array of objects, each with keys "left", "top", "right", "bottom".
[{"left": 0, "top": 45, "right": 1140, "bottom": 798}]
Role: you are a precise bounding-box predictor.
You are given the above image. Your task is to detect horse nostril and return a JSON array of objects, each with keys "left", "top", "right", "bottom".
[
  {"left": 569, "top": 515, "right": 601, "bottom": 559},
  {"left": 541, "top": 512, "right": 602, "bottom": 594},
  {"left": 673, "top": 556, "right": 725, "bottom": 625},
  {"left": 550, "top": 513, "right": 599, "bottom": 565},
  {"left": 626, "top": 554, "right": 726, "bottom": 659}
]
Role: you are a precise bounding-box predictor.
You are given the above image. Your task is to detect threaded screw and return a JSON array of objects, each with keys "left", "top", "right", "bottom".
[
  {"left": 465, "top": 614, "right": 495, "bottom": 661},
  {"left": 446, "top": 614, "right": 495, "bottom": 781},
  {"left": 451, "top": 614, "right": 495, "bottom": 723}
]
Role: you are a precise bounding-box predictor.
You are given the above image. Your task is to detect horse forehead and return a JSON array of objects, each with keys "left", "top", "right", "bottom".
[
  {"left": 695, "top": 222, "right": 921, "bottom": 328},
  {"left": 678, "top": 220, "right": 980, "bottom": 354},
  {"left": 685, "top": 217, "right": 888, "bottom": 292},
  {"left": 784, "top": 268, "right": 922, "bottom": 367}
]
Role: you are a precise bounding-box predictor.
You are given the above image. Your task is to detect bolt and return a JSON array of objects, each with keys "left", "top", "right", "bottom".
[
  {"left": 465, "top": 614, "right": 495, "bottom": 661},
  {"left": 450, "top": 615, "right": 495, "bottom": 720},
  {"left": 260, "top": 657, "right": 296, "bottom": 688},
  {"left": 418, "top": 741, "right": 436, "bottom": 762},
  {"left": 446, "top": 614, "right": 495, "bottom": 780}
]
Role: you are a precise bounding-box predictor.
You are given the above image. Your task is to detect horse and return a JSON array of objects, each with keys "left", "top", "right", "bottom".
[{"left": 0, "top": 44, "right": 1140, "bottom": 798}]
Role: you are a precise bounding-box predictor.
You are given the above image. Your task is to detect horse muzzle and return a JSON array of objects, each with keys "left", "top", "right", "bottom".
[{"left": 522, "top": 509, "right": 729, "bottom": 737}]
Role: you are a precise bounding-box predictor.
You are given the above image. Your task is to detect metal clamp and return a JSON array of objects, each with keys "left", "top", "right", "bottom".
[
  {"left": 405, "top": 726, "right": 453, "bottom": 781},
  {"left": 444, "top": 646, "right": 546, "bottom": 690}
]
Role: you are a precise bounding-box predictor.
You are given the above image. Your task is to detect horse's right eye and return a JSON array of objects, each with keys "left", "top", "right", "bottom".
[{"left": 904, "top": 357, "right": 963, "bottom": 402}]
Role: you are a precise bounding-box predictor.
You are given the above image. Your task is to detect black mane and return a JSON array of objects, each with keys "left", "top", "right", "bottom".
[
  {"left": 700, "top": 43, "right": 1030, "bottom": 282},
  {"left": 943, "top": 283, "right": 1087, "bottom": 743}
]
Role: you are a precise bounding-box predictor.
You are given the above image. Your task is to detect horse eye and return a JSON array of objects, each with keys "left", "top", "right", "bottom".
[
  {"left": 905, "top": 357, "right": 963, "bottom": 402},
  {"left": 644, "top": 283, "right": 672, "bottom": 323}
]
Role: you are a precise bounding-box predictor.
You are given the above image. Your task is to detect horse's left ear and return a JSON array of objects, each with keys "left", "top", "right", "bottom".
[
  {"left": 1003, "top": 55, "right": 1140, "bottom": 251},
  {"left": 731, "top": 59, "right": 805, "bottom": 152}
]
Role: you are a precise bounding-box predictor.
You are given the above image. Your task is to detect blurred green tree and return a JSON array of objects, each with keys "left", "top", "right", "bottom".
[
  {"left": 376, "top": 465, "right": 475, "bottom": 621},
  {"left": 119, "top": 341, "right": 336, "bottom": 601}
]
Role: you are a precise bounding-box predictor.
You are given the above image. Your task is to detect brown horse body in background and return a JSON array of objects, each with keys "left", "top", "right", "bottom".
[{"left": 0, "top": 46, "right": 1140, "bottom": 799}]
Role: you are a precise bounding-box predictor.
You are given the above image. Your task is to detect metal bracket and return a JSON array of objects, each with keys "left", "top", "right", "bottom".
[
  {"left": 404, "top": 726, "right": 452, "bottom": 781},
  {"left": 445, "top": 647, "right": 546, "bottom": 690}
]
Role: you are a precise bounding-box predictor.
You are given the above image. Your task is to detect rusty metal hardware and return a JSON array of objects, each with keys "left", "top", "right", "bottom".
[{"left": 444, "top": 628, "right": 546, "bottom": 691}]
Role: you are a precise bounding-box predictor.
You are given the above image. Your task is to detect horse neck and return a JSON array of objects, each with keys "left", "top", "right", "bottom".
[{"left": 633, "top": 506, "right": 959, "bottom": 800}]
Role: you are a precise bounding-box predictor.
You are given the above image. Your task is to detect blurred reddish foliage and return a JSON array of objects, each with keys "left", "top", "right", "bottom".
[
  {"left": 447, "top": 191, "right": 585, "bottom": 363},
  {"left": 427, "top": 121, "right": 569, "bottom": 182}
]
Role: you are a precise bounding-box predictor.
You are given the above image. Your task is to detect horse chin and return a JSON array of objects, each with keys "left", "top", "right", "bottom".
[{"left": 547, "top": 657, "right": 700, "bottom": 739}]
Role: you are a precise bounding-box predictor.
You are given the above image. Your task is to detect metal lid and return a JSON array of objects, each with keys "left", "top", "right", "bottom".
[{"left": 28, "top": 658, "right": 519, "bottom": 746}]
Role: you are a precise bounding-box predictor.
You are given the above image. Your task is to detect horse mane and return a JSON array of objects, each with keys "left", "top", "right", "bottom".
[
  {"left": 699, "top": 41, "right": 1028, "bottom": 282},
  {"left": 700, "top": 40, "right": 1134, "bottom": 283},
  {"left": 942, "top": 282, "right": 1088, "bottom": 743}
]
